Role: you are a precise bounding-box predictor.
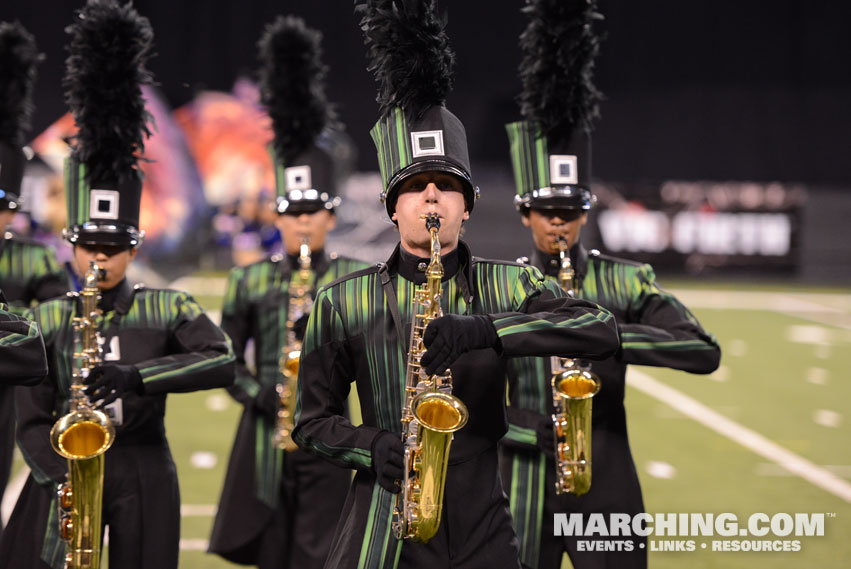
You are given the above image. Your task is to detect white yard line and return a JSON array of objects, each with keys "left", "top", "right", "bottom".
[
  {"left": 628, "top": 368, "right": 851, "bottom": 503},
  {"left": 1, "top": 465, "right": 30, "bottom": 525},
  {"left": 179, "top": 538, "right": 209, "bottom": 551}
]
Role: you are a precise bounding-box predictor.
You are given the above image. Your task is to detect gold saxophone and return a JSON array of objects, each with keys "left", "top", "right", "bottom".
[
  {"left": 49, "top": 261, "right": 116, "bottom": 569},
  {"left": 275, "top": 237, "right": 313, "bottom": 451},
  {"left": 392, "top": 213, "right": 469, "bottom": 543},
  {"left": 550, "top": 237, "right": 601, "bottom": 496}
]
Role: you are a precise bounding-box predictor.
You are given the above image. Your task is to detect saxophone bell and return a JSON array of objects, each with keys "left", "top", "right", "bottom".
[{"left": 551, "top": 368, "right": 600, "bottom": 496}]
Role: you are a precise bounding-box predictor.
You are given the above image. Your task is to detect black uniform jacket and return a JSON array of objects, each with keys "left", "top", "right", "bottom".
[
  {"left": 0, "top": 291, "right": 47, "bottom": 385},
  {"left": 17, "top": 279, "right": 235, "bottom": 486},
  {"left": 501, "top": 244, "right": 721, "bottom": 569},
  {"left": 292, "top": 242, "right": 620, "bottom": 569}
]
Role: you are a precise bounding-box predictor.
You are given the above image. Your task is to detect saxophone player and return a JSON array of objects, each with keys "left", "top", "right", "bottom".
[
  {"left": 0, "top": 3, "right": 235, "bottom": 569},
  {"left": 499, "top": 2, "right": 721, "bottom": 568},
  {"left": 291, "top": 3, "right": 619, "bottom": 568},
  {"left": 208, "top": 16, "right": 369, "bottom": 569},
  {"left": 0, "top": 22, "right": 69, "bottom": 538}
]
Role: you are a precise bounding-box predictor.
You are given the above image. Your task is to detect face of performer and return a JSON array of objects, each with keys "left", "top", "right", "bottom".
[
  {"left": 0, "top": 209, "right": 14, "bottom": 232},
  {"left": 73, "top": 243, "right": 137, "bottom": 291},
  {"left": 392, "top": 172, "right": 469, "bottom": 257},
  {"left": 522, "top": 208, "right": 588, "bottom": 254},
  {"left": 275, "top": 209, "right": 336, "bottom": 256}
]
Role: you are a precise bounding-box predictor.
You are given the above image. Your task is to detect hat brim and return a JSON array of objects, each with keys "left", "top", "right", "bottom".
[
  {"left": 276, "top": 195, "right": 340, "bottom": 215},
  {"left": 65, "top": 223, "right": 144, "bottom": 248},
  {"left": 383, "top": 159, "right": 477, "bottom": 218},
  {"left": 515, "top": 187, "right": 595, "bottom": 212}
]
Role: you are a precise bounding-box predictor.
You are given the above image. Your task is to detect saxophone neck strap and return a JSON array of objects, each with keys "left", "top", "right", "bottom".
[{"left": 378, "top": 262, "right": 408, "bottom": 360}]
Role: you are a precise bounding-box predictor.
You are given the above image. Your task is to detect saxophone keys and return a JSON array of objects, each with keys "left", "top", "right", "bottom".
[
  {"left": 60, "top": 516, "right": 75, "bottom": 541},
  {"left": 58, "top": 484, "right": 74, "bottom": 509}
]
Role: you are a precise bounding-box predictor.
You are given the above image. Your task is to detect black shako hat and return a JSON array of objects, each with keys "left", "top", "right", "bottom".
[
  {"left": 62, "top": 0, "right": 153, "bottom": 248},
  {"left": 358, "top": 0, "right": 479, "bottom": 219},
  {"left": 507, "top": 0, "right": 603, "bottom": 213},
  {"left": 0, "top": 22, "right": 41, "bottom": 212},
  {"left": 259, "top": 16, "right": 343, "bottom": 215}
]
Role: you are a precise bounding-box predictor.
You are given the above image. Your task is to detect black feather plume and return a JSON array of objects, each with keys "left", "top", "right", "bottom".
[
  {"left": 0, "top": 21, "right": 42, "bottom": 146},
  {"left": 64, "top": 0, "right": 153, "bottom": 183},
  {"left": 356, "top": 0, "right": 455, "bottom": 120},
  {"left": 258, "top": 15, "right": 334, "bottom": 164},
  {"left": 518, "top": 0, "right": 603, "bottom": 146}
]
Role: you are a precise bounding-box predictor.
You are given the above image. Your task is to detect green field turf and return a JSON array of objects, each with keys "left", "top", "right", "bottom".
[{"left": 6, "top": 279, "right": 849, "bottom": 568}]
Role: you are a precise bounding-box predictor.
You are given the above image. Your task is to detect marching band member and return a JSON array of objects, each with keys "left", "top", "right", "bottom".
[
  {"left": 209, "top": 16, "right": 369, "bottom": 569},
  {"left": 500, "top": 2, "right": 721, "bottom": 567},
  {"left": 292, "top": 2, "right": 619, "bottom": 568},
  {"left": 0, "top": 3, "right": 234, "bottom": 568},
  {"left": 0, "top": 20, "right": 68, "bottom": 540}
]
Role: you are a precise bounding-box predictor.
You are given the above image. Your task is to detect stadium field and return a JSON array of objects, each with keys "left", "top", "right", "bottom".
[{"left": 4, "top": 277, "right": 848, "bottom": 568}]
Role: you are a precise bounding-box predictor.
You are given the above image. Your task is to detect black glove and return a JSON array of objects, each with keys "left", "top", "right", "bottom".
[
  {"left": 536, "top": 416, "right": 555, "bottom": 458},
  {"left": 254, "top": 381, "right": 280, "bottom": 419},
  {"left": 84, "top": 364, "right": 143, "bottom": 407},
  {"left": 420, "top": 314, "right": 500, "bottom": 376},
  {"left": 371, "top": 431, "right": 404, "bottom": 494}
]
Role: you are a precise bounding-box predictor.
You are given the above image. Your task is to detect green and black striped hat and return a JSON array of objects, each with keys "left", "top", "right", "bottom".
[
  {"left": 62, "top": 0, "right": 153, "bottom": 247},
  {"left": 370, "top": 105, "right": 477, "bottom": 217},
  {"left": 260, "top": 16, "right": 343, "bottom": 215},
  {"left": 506, "top": 120, "right": 594, "bottom": 212},
  {"left": 0, "top": 22, "right": 41, "bottom": 212},
  {"left": 507, "top": 0, "right": 603, "bottom": 213},
  {"left": 359, "top": 0, "right": 479, "bottom": 219}
]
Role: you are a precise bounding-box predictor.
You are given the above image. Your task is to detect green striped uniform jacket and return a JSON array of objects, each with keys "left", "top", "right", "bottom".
[
  {"left": 17, "top": 282, "right": 234, "bottom": 569},
  {"left": 293, "top": 242, "right": 618, "bottom": 569},
  {"left": 220, "top": 253, "right": 370, "bottom": 506},
  {"left": 0, "top": 301, "right": 47, "bottom": 384},
  {"left": 503, "top": 246, "right": 721, "bottom": 568},
  {"left": 0, "top": 234, "right": 69, "bottom": 314}
]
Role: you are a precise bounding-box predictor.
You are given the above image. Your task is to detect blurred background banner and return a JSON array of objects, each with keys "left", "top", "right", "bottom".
[{"left": 591, "top": 180, "right": 806, "bottom": 275}]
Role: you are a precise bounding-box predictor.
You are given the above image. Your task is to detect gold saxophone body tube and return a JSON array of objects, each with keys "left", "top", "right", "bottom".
[
  {"left": 551, "top": 368, "right": 601, "bottom": 495},
  {"left": 276, "top": 237, "right": 313, "bottom": 452},
  {"left": 392, "top": 214, "right": 469, "bottom": 543},
  {"left": 49, "top": 261, "right": 115, "bottom": 569},
  {"left": 550, "top": 237, "right": 601, "bottom": 496}
]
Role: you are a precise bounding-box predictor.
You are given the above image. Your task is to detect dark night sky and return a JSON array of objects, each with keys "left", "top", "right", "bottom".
[{"left": 4, "top": 0, "right": 850, "bottom": 187}]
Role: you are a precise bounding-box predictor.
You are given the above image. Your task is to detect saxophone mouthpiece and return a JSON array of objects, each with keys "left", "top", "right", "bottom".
[{"left": 424, "top": 213, "right": 440, "bottom": 232}]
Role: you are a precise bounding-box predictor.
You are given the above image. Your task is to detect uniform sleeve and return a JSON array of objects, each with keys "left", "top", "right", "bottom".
[
  {"left": 219, "top": 268, "right": 258, "bottom": 406},
  {"left": 136, "top": 293, "right": 236, "bottom": 395},
  {"left": 15, "top": 308, "right": 67, "bottom": 486},
  {"left": 502, "top": 406, "right": 546, "bottom": 451},
  {"left": 15, "top": 377, "right": 67, "bottom": 485},
  {"left": 0, "top": 307, "right": 48, "bottom": 386},
  {"left": 292, "top": 287, "right": 385, "bottom": 472},
  {"left": 489, "top": 267, "right": 620, "bottom": 361},
  {"left": 618, "top": 265, "right": 720, "bottom": 373},
  {"left": 30, "top": 246, "right": 70, "bottom": 303}
]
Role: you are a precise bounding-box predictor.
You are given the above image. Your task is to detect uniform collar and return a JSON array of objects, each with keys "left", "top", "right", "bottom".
[
  {"left": 98, "top": 278, "right": 135, "bottom": 315},
  {"left": 530, "top": 241, "right": 589, "bottom": 282},
  {"left": 284, "top": 248, "right": 330, "bottom": 276},
  {"left": 389, "top": 240, "right": 471, "bottom": 286}
]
